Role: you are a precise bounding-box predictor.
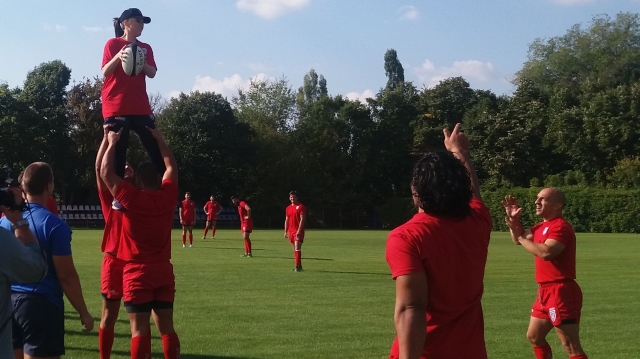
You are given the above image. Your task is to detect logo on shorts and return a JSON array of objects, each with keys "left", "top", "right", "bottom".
[
  {"left": 114, "top": 116, "right": 126, "bottom": 121},
  {"left": 543, "top": 227, "right": 549, "bottom": 235},
  {"left": 549, "top": 307, "right": 557, "bottom": 322}
]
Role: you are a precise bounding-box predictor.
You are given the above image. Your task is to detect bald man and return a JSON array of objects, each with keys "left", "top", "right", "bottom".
[{"left": 502, "top": 188, "right": 588, "bottom": 359}]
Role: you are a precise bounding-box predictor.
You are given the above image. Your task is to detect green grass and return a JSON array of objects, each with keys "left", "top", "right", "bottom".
[{"left": 60, "top": 229, "right": 640, "bottom": 358}]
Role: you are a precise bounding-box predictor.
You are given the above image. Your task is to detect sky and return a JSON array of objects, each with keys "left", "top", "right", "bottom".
[{"left": 1, "top": 0, "right": 638, "bottom": 103}]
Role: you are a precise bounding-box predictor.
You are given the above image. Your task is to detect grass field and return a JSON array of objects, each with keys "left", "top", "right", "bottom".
[{"left": 59, "top": 229, "right": 640, "bottom": 358}]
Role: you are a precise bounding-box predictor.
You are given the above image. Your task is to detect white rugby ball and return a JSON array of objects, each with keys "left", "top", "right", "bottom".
[{"left": 121, "top": 43, "right": 145, "bottom": 76}]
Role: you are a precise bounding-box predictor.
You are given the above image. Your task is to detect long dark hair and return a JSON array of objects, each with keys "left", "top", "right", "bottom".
[
  {"left": 113, "top": 18, "right": 124, "bottom": 37},
  {"left": 411, "top": 151, "right": 472, "bottom": 220}
]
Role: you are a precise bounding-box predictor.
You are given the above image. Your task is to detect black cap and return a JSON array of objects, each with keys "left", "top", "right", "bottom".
[{"left": 119, "top": 8, "right": 151, "bottom": 24}]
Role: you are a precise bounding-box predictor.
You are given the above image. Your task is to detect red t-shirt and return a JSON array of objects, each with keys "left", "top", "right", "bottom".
[
  {"left": 101, "top": 37, "right": 156, "bottom": 118},
  {"left": 205, "top": 201, "right": 221, "bottom": 217},
  {"left": 181, "top": 200, "right": 196, "bottom": 222},
  {"left": 46, "top": 196, "right": 58, "bottom": 215},
  {"left": 286, "top": 202, "right": 306, "bottom": 233},
  {"left": 98, "top": 189, "right": 122, "bottom": 254},
  {"left": 386, "top": 198, "right": 492, "bottom": 359},
  {"left": 531, "top": 217, "right": 577, "bottom": 283},
  {"left": 237, "top": 201, "right": 252, "bottom": 224},
  {"left": 114, "top": 179, "right": 178, "bottom": 262}
]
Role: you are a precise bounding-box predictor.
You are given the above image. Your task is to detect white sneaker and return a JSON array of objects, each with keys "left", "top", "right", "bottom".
[
  {"left": 182, "top": 244, "right": 186, "bottom": 248},
  {"left": 189, "top": 244, "right": 193, "bottom": 248},
  {"left": 111, "top": 199, "right": 124, "bottom": 211}
]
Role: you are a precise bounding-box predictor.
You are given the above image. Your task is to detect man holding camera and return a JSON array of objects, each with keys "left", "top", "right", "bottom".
[
  {"left": 0, "top": 187, "right": 47, "bottom": 357},
  {"left": 0, "top": 162, "right": 94, "bottom": 358}
]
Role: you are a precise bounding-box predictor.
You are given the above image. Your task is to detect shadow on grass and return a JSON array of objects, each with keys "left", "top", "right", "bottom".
[
  {"left": 66, "top": 346, "right": 262, "bottom": 359},
  {"left": 317, "top": 270, "right": 388, "bottom": 276},
  {"left": 65, "top": 313, "right": 130, "bottom": 326}
]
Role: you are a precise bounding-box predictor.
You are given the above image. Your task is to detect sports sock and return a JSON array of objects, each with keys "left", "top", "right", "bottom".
[
  {"left": 181, "top": 234, "right": 186, "bottom": 245},
  {"left": 203, "top": 228, "right": 209, "bottom": 237},
  {"left": 244, "top": 239, "right": 252, "bottom": 254},
  {"left": 295, "top": 250, "right": 301, "bottom": 267},
  {"left": 99, "top": 327, "right": 115, "bottom": 359},
  {"left": 570, "top": 355, "right": 588, "bottom": 359},
  {"left": 211, "top": 227, "right": 216, "bottom": 238},
  {"left": 161, "top": 333, "right": 181, "bottom": 359},
  {"left": 131, "top": 335, "right": 151, "bottom": 359},
  {"left": 532, "top": 344, "right": 552, "bottom": 359},
  {"left": 188, "top": 233, "right": 193, "bottom": 245}
]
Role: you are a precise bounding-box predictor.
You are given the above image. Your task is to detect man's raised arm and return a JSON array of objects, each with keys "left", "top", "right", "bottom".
[
  {"left": 444, "top": 123, "right": 481, "bottom": 201},
  {"left": 147, "top": 126, "right": 178, "bottom": 182}
]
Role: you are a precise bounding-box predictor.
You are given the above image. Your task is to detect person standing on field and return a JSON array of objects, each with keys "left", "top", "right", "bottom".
[
  {"left": 179, "top": 192, "right": 196, "bottom": 248},
  {"left": 202, "top": 195, "right": 222, "bottom": 240},
  {"left": 100, "top": 126, "right": 180, "bottom": 359},
  {"left": 284, "top": 191, "right": 306, "bottom": 272},
  {"left": 502, "top": 189, "right": 588, "bottom": 359},
  {"left": 231, "top": 196, "right": 253, "bottom": 257},
  {"left": 385, "top": 123, "right": 492, "bottom": 359}
]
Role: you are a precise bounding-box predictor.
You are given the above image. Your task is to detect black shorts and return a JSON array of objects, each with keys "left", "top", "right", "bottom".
[{"left": 12, "top": 293, "right": 65, "bottom": 357}]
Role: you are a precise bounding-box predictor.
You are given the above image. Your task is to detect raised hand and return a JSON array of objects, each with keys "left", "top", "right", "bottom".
[
  {"left": 443, "top": 123, "right": 470, "bottom": 156},
  {"left": 501, "top": 195, "right": 522, "bottom": 219},
  {"left": 107, "top": 127, "right": 123, "bottom": 145}
]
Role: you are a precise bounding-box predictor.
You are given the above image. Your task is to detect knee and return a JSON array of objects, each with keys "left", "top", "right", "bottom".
[
  {"left": 559, "top": 338, "right": 583, "bottom": 355},
  {"left": 526, "top": 330, "right": 546, "bottom": 346}
]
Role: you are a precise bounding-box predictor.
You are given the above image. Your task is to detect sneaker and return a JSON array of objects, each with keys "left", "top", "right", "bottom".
[
  {"left": 189, "top": 244, "right": 193, "bottom": 248},
  {"left": 111, "top": 199, "right": 124, "bottom": 211},
  {"left": 247, "top": 253, "right": 253, "bottom": 258},
  {"left": 295, "top": 266, "right": 303, "bottom": 272},
  {"left": 182, "top": 244, "right": 186, "bottom": 248},
  {"left": 240, "top": 254, "right": 249, "bottom": 257},
  {"left": 201, "top": 237, "right": 206, "bottom": 240}
]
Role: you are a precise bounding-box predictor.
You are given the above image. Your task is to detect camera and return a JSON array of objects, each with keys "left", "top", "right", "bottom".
[{"left": 0, "top": 165, "right": 23, "bottom": 210}]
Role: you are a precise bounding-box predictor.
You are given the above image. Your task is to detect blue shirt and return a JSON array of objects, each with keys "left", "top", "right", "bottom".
[{"left": 0, "top": 203, "right": 72, "bottom": 309}]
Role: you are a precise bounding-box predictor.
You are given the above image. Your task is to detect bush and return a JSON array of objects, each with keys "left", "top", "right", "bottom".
[{"left": 482, "top": 187, "right": 640, "bottom": 233}]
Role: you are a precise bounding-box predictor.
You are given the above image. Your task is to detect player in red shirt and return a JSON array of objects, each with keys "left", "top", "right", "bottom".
[
  {"left": 284, "top": 191, "right": 306, "bottom": 272},
  {"left": 95, "top": 126, "right": 134, "bottom": 359},
  {"left": 231, "top": 196, "right": 253, "bottom": 257},
  {"left": 179, "top": 192, "right": 196, "bottom": 248},
  {"left": 503, "top": 189, "right": 588, "bottom": 359},
  {"left": 100, "top": 125, "right": 180, "bottom": 359},
  {"left": 386, "top": 123, "right": 491, "bottom": 359},
  {"left": 101, "top": 8, "right": 165, "bottom": 180},
  {"left": 202, "top": 195, "right": 222, "bottom": 239}
]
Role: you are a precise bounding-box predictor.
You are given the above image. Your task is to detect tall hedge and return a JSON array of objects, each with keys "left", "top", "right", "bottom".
[{"left": 382, "top": 187, "right": 640, "bottom": 233}]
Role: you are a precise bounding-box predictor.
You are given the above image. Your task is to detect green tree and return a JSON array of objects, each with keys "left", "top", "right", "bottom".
[
  {"left": 384, "top": 49, "right": 405, "bottom": 91},
  {"left": 158, "top": 91, "right": 255, "bottom": 200}
]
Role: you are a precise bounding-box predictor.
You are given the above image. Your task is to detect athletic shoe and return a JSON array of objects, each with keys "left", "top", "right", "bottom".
[
  {"left": 201, "top": 237, "right": 205, "bottom": 240},
  {"left": 240, "top": 254, "right": 249, "bottom": 257},
  {"left": 111, "top": 199, "right": 124, "bottom": 211},
  {"left": 293, "top": 266, "right": 303, "bottom": 272},
  {"left": 189, "top": 244, "right": 193, "bottom": 248},
  {"left": 182, "top": 244, "right": 186, "bottom": 248},
  {"left": 247, "top": 253, "right": 253, "bottom": 258}
]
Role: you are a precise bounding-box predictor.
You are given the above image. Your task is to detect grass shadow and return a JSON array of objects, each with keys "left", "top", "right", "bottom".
[
  {"left": 65, "top": 346, "right": 263, "bottom": 359},
  {"left": 317, "top": 270, "right": 388, "bottom": 276}
]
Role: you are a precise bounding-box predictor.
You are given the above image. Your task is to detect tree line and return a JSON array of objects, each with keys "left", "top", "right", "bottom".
[{"left": 1, "top": 12, "right": 639, "bottom": 223}]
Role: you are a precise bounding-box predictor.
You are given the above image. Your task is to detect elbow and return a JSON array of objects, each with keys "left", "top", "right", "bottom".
[{"left": 539, "top": 252, "right": 555, "bottom": 261}]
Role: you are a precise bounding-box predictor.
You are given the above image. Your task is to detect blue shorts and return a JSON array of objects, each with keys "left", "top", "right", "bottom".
[{"left": 12, "top": 293, "right": 65, "bottom": 357}]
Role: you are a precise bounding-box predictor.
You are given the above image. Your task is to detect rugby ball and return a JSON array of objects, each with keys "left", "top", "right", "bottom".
[{"left": 121, "top": 43, "right": 145, "bottom": 76}]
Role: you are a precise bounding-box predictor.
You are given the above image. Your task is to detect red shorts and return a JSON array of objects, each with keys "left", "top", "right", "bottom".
[
  {"left": 288, "top": 231, "right": 304, "bottom": 243},
  {"left": 122, "top": 261, "right": 175, "bottom": 305},
  {"left": 101, "top": 254, "right": 125, "bottom": 300},
  {"left": 182, "top": 219, "right": 195, "bottom": 226},
  {"left": 206, "top": 214, "right": 217, "bottom": 222},
  {"left": 531, "top": 280, "right": 583, "bottom": 326},
  {"left": 241, "top": 220, "right": 253, "bottom": 233}
]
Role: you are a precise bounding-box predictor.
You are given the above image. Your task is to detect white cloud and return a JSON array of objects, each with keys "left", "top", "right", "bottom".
[
  {"left": 236, "top": 0, "right": 311, "bottom": 19},
  {"left": 414, "top": 59, "right": 503, "bottom": 88},
  {"left": 345, "top": 89, "right": 376, "bottom": 104},
  {"left": 83, "top": 26, "right": 109, "bottom": 33},
  {"left": 43, "top": 23, "right": 67, "bottom": 32},
  {"left": 167, "top": 73, "right": 270, "bottom": 100},
  {"left": 398, "top": 6, "right": 420, "bottom": 21}
]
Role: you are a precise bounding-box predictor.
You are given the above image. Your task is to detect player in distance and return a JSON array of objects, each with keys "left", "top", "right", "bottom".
[
  {"left": 231, "top": 197, "right": 253, "bottom": 257},
  {"left": 179, "top": 192, "right": 196, "bottom": 248},
  {"left": 284, "top": 191, "right": 306, "bottom": 272},
  {"left": 202, "top": 195, "right": 223, "bottom": 239}
]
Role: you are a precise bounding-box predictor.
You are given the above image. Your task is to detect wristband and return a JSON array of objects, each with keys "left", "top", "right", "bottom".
[{"left": 11, "top": 218, "right": 29, "bottom": 230}]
